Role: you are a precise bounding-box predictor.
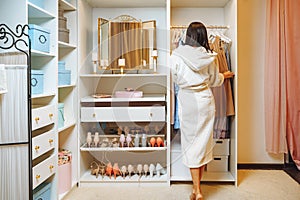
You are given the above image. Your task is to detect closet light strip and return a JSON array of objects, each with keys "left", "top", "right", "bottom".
[{"left": 171, "top": 25, "right": 230, "bottom": 29}]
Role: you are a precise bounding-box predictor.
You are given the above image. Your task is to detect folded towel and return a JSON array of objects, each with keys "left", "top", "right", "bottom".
[{"left": 0, "top": 64, "right": 7, "bottom": 93}]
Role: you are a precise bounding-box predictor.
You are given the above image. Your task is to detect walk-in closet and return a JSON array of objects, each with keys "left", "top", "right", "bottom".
[{"left": 0, "top": 0, "right": 238, "bottom": 199}]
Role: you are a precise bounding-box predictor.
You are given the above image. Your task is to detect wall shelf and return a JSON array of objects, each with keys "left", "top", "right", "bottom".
[
  {"left": 59, "top": 0, "right": 77, "bottom": 11},
  {"left": 58, "top": 84, "right": 76, "bottom": 89},
  {"left": 28, "top": 3, "right": 56, "bottom": 18},
  {"left": 58, "top": 41, "right": 77, "bottom": 49},
  {"left": 81, "top": 94, "right": 165, "bottom": 103},
  {"left": 80, "top": 144, "right": 167, "bottom": 152}
]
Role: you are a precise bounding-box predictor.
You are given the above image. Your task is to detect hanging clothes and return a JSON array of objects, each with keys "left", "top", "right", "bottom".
[
  {"left": 211, "top": 36, "right": 235, "bottom": 116},
  {"left": 171, "top": 28, "right": 187, "bottom": 130}
]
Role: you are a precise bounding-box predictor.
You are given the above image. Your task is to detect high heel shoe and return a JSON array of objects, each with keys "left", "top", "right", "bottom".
[
  {"left": 112, "top": 163, "right": 121, "bottom": 179},
  {"left": 106, "top": 162, "right": 113, "bottom": 178}
]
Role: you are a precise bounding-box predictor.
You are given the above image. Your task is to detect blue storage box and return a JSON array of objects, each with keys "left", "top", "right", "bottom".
[
  {"left": 58, "top": 69, "right": 71, "bottom": 86},
  {"left": 28, "top": 0, "right": 45, "bottom": 9},
  {"left": 58, "top": 61, "right": 66, "bottom": 71},
  {"left": 58, "top": 103, "right": 65, "bottom": 128},
  {"left": 31, "top": 70, "right": 44, "bottom": 95},
  {"left": 28, "top": 24, "right": 50, "bottom": 53},
  {"left": 33, "top": 182, "right": 51, "bottom": 200}
]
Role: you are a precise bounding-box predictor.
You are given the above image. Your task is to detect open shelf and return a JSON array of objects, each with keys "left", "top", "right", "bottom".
[
  {"left": 59, "top": 0, "right": 77, "bottom": 11},
  {"left": 80, "top": 143, "right": 167, "bottom": 152},
  {"left": 31, "top": 50, "right": 55, "bottom": 57},
  {"left": 58, "top": 84, "right": 76, "bottom": 89},
  {"left": 80, "top": 170, "right": 168, "bottom": 183},
  {"left": 58, "top": 41, "right": 77, "bottom": 49},
  {"left": 80, "top": 73, "right": 167, "bottom": 78},
  {"left": 81, "top": 94, "right": 166, "bottom": 103},
  {"left": 32, "top": 93, "right": 56, "bottom": 99},
  {"left": 58, "top": 121, "right": 76, "bottom": 133},
  {"left": 28, "top": 2, "right": 56, "bottom": 18}
]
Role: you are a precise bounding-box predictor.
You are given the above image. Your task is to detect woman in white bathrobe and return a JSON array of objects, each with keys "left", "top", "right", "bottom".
[{"left": 170, "top": 22, "right": 234, "bottom": 200}]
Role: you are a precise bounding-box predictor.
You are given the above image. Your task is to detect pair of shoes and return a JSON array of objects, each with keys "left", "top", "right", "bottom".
[
  {"left": 149, "top": 137, "right": 164, "bottom": 147},
  {"left": 90, "top": 160, "right": 106, "bottom": 178}
]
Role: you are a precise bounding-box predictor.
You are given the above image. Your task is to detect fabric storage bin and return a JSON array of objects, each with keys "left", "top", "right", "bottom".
[
  {"left": 59, "top": 28, "right": 69, "bottom": 43},
  {"left": 58, "top": 61, "right": 66, "bottom": 71},
  {"left": 58, "top": 69, "right": 71, "bottom": 85},
  {"left": 206, "top": 156, "right": 229, "bottom": 172},
  {"left": 28, "top": 24, "right": 50, "bottom": 53},
  {"left": 58, "top": 162, "right": 71, "bottom": 194},
  {"left": 28, "top": 0, "right": 45, "bottom": 9},
  {"left": 31, "top": 70, "right": 44, "bottom": 94},
  {"left": 58, "top": 103, "right": 65, "bottom": 128},
  {"left": 59, "top": 16, "right": 67, "bottom": 29},
  {"left": 33, "top": 182, "right": 51, "bottom": 200},
  {"left": 213, "top": 139, "right": 230, "bottom": 155}
]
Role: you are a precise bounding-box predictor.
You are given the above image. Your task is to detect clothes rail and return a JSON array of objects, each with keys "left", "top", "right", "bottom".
[{"left": 171, "top": 25, "right": 230, "bottom": 29}]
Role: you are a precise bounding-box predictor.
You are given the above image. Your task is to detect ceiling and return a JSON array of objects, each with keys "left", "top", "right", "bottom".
[
  {"left": 85, "top": 0, "right": 166, "bottom": 8},
  {"left": 85, "top": 0, "right": 230, "bottom": 8},
  {"left": 172, "top": 0, "right": 230, "bottom": 8}
]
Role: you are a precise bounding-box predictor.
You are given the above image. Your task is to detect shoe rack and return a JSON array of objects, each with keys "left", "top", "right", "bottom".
[{"left": 77, "top": 0, "right": 170, "bottom": 186}]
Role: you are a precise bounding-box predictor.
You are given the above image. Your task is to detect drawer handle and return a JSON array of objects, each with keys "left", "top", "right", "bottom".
[
  {"left": 35, "top": 117, "right": 40, "bottom": 122},
  {"left": 36, "top": 174, "right": 41, "bottom": 179},
  {"left": 49, "top": 113, "right": 53, "bottom": 118},
  {"left": 150, "top": 113, "right": 153, "bottom": 117},
  {"left": 49, "top": 165, "right": 54, "bottom": 170},
  {"left": 49, "top": 139, "right": 54, "bottom": 144},
  {"left": 93, "top": 113, "right": 96, "bottom": 117},
  {"left": 35, "top": 146, "right": 40, "bottom": 151}
]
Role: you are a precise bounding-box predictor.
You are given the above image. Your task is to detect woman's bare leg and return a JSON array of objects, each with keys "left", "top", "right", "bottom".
[{"left": 190, "top": 168, "right": 203, "bottom": 199}]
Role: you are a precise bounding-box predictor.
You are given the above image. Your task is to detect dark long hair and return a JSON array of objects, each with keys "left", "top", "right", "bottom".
[{"left": 185, "top": 22, "right": 212, "bottom": 52}]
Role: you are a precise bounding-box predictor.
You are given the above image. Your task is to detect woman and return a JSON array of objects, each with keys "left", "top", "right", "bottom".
[{"left": 170, "top": 22, "right": 233, "bottom": 200}]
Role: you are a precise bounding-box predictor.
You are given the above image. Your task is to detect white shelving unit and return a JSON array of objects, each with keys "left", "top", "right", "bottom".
[
  {"left": 27, "top": 0, "right": 59, "bottom": 199},
  {"left": 57, "top": 0, "right": 78, "bottom": 199},
  {"left": 170, "top": 0, "right": 238, "bottom": 184},
  {"left": 78, "top": 0, "right": 170, "bottom": 186}
]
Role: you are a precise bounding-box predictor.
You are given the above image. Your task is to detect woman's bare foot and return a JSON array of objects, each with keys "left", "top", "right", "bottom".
[{"left": 195, "top": 193, "right": 203, "bottom": 200}]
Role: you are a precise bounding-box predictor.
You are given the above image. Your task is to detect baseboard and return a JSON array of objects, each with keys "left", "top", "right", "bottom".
[{"left": 237, "top": 163, "right": 284, "bottom": 170}]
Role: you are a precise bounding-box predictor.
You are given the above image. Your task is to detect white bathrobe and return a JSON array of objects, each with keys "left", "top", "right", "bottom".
[{"left": 170, "top": 45, "right": 224, "bottom": 168}]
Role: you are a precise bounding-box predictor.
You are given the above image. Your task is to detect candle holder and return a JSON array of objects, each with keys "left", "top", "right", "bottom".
[
  {"left": 151, "top": 50, "right": 158, "bottom": 73},
  {"left": 92, "top": 52, "right": 98, "bottom": 74},
  {"left": 118, "top": 58, "right": 126, "bottom": 74}
]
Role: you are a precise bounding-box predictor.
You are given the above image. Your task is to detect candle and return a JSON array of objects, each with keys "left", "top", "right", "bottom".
[
  {"left": 118, "top": 58, "right": 125, "bottom": 67},
  {"left": 152, "top": 50, "right": 158, "bottom": 57},
  {"left": 143, "top": 60, "right": 146, "bottom": 67},
  {"left": 100, "top": 59, "right": 105, "bottom": 67},
  {"left": 120, "top": 67, "right": 124, "bottom": 74},
  {"left": 92, "top": 52, "right": 98, "bottom": 61},
  {"left": 104, "top": 59, "right": 109, "bottom": 67}
]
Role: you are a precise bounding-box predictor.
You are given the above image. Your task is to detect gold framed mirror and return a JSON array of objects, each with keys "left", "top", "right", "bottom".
[{"left": 98, "top": 15, "right": 156, "bottom": 72}]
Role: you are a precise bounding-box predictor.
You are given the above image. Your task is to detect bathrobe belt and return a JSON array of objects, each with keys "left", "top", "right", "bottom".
[{"left": 183, "top": 83, "right": 209, "bottom": 92}]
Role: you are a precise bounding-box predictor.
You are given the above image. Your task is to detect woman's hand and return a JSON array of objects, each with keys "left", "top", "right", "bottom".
[{"left": 223, "top": 71, "right": 235, "bottom": 79}]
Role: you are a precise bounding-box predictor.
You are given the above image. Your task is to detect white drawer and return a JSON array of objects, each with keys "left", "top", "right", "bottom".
[
  {"left": 32, "top": 130, "right": 55, "bottom": 160},
  {"left": 81, "top": 106, "right": 165, "bottom": 122},
  {"left": 33, "top": 154, "right": 56, "bottom": 189},
  {"left": 213, "top": 139, "right": 230, "bottom": 155},
  {"left": 32, "top": 105, "right": 55, "bottom": 131},
  {"left": 206, "top": 156, "right": 229, "bottom": 172}
]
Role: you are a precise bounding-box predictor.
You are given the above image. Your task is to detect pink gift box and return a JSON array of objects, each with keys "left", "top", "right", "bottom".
[
  {"left": 115, "top": 91, "right": 143, "bottom": 98},
  {"left": 58, "top": 162, "right": 71, "bottom": 194}
]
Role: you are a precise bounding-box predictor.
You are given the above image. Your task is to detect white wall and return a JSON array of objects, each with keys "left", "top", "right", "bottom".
[{"left": 237, "top": 0, "right": 283, "bottom": 163}]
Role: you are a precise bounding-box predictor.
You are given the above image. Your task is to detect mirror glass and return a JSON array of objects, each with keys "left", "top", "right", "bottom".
[{"left": 98, "top": 15, "right": 156, "bottom": 71}]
